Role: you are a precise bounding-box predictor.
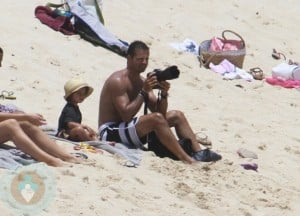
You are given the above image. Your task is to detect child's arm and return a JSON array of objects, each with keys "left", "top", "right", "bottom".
[
  {"left": 66, "top": 121, "right": 82, "bottom": 130},
  {"left": 82, "top": 125, "right": 97, "bottom": 135},
  {"left": 67, "top": 122, "right": 97, "bottom": 135}
]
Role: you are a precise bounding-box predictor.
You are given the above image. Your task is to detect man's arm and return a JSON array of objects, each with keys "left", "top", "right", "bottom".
[
  {"left": 148, "top": 81, "right": 170, "bottom": 116},
  {"left": 111, "top": 78, "right": 144, "bottom": 122}
]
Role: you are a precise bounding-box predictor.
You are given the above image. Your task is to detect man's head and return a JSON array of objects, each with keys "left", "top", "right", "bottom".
[
  {"left": 0, "top": 47, "right": 3, "bottom": 67},
  {"left": 127, "top": 41, "right": 150, "bottom": 73},
  {"left": 127, "top": 41, "right": 149, "bottom": 57}
]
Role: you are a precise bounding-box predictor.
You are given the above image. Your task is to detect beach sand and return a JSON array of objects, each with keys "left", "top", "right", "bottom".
[{"left": 0, "top": 0, "right": 300, "bottom": 215}]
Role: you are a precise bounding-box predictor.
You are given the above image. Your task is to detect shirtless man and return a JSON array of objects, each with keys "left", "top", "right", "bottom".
[
  {"left": 98, "top": 41, "right": 221, "bottom": 164},
  {"left": 0, "top": 47, "right": 82, "bottom": 167}
]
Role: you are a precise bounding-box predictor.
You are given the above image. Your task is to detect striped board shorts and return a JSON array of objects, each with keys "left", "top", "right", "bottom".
[{"left": 98, "top": 117, "right": 147, "bottom": 149}]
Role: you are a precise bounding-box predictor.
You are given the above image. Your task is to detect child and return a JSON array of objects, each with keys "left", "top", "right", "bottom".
[{"left": 56, "top": 78, "right": 97, "bottom": 141}]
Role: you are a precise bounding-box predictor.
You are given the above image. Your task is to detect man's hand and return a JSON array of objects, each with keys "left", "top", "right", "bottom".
[
  {"left": 143, "top": 73, "right": 159, "bottom": 92},
  {"left": 158, "top": 81, "right": 170, "bottom": 93}
]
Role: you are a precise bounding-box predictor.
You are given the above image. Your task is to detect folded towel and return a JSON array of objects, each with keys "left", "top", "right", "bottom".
[{"left": 34, "top": 6, "right": 76, "bottom": 35}]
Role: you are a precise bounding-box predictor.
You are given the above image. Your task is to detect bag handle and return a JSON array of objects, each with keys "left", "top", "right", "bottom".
[{"left": 222, "top": 30, "right": 245, "bottom": 48}]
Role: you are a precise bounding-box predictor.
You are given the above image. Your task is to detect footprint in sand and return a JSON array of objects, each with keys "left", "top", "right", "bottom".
[
  {"left": 61, "top": 169, "right": 76, "bottom": 176},
  {"left": 49, "top": 59, "right": 61, "bottom": 66}
]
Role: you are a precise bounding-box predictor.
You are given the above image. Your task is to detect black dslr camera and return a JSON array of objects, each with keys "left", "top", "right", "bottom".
[{"left": 148, "top": 65, "right": 180, "bottom": 89}]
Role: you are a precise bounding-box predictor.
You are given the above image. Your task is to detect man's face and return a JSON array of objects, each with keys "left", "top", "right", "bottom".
[{"left": 130, "top": 48, "right": 149, "bottom": 73}]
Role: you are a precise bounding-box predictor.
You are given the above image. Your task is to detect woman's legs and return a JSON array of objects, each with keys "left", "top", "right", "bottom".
[
  {"left": 19, "top": 121, "right": 81, "bottom": 164},
  {"left": 0, "top": 119, "right": 64, "bottom": 166}
]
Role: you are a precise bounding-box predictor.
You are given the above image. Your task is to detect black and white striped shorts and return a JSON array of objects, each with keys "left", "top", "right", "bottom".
[{"left": 98, "top": 117, "right": 147, "bottom": 149}]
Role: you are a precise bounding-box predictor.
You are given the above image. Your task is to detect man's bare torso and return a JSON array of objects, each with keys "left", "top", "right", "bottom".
[{"left": 98, "top": 69, "right": 143, "bottom": 127}]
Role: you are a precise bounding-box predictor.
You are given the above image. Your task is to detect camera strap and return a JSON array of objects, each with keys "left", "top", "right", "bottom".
[
  {"left": 143, "top": 91, "right": 162, "bottom": 145},
  {"left": 143, "top": 98, "right": 148, "bottom": 115}
]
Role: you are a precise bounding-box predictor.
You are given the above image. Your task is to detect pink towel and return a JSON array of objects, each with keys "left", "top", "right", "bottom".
[
  {"left": 209, "top": 37, "right": 240, "bottom": 52},
  {"left": 34, "top": 6, "right": 75, "bottom": 35},
  {"left": 266, "top": 77, "right": 300, "bottom": 88},
  {"left": 209, "top": 59, "right": 235, "bottom": 74}
]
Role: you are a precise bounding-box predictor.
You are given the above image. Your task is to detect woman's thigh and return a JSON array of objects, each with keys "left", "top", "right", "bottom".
[{"left": 0, "top": 120, "right": 18, "bottom": 143}]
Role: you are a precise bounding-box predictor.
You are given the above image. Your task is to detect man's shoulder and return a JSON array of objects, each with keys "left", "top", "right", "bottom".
[{"left": 106, "top": 70, "right": 127, "bottom": 85}]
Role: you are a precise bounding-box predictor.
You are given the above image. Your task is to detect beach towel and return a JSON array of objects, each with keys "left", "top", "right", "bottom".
[
  {"left": 0, "top": 145, "right": 36, "bottom": 170},
  {"left": 266, "top": 77, "right": 300, "bottom": 88},
  {"left": 49, "top": 135, "right": 143, "bottom": 166},
  {"left": 76, "top": 0, "right": 104, "bottom": 24},
  {"left": 34, "top": 5, "right": 76, "bottom": 35},
  {"left": 66, "top": 0, "right": 128, "bottom": 56}
]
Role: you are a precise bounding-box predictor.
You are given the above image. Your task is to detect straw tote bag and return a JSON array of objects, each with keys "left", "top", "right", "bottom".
[{"left": 198, "top": 30, "right": 246, "bottom": 68}]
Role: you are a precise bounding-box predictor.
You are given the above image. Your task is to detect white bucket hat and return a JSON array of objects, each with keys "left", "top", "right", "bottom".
[{"left": 64, "top": 78, "right": 93, "bottom": 100}]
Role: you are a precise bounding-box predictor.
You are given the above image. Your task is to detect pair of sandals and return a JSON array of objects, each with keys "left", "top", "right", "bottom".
[
  {"left": 247, "top": 48, "right": 300, "bottom": 81},
  {"left": 272, "top": 48, "right": 299, "bottom": 65},
  {"left": 0, "top": 90, "right": 16, "bottom": 100},
  {"left": 249, "top": 67, "right": 264, "bottom": 80}
]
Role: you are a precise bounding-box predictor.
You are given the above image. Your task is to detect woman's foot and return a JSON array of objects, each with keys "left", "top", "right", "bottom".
[{"left": 45, "top": 158, "right": 66, "bottom": 167}]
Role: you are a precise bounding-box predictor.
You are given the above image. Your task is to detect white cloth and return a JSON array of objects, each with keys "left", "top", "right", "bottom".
[
  {"left": 209, "top": 59, "right": 254, "bottom": 81},
  {"left": 272, "top": 62, "right": 300, "bottom": 80},
  {"left": 67, "top": 0, "right": 128, "bottom": 52},
  {"left": 169, "top": 38, "right": 199, "bottom": 55}
]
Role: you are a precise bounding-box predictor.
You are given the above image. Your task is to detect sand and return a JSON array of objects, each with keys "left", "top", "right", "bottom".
[{"left": 0, "top": 0, "right": 300, "bottom": 215}]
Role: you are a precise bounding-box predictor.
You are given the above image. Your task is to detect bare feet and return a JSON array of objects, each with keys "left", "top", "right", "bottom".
[
  {"left": 182, "top": 156, "right": 197, "bottom": 164},
  {"left": 45, "top": 158, "right": 66, "bottom": 167}
]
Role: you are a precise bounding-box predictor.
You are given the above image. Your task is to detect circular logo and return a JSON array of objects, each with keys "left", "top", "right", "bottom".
[{"left": 0, "top": 163, "right": 56, "bottom": 215}]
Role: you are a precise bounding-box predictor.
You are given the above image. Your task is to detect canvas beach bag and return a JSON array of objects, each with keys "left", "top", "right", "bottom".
[{"left": 198, "top": 30, "right": 246, "bottom": 69}]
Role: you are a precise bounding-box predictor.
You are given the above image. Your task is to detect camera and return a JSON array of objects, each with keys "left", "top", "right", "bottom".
[{"left": 148, "top": 65, "right": 180, "bottom": 89}]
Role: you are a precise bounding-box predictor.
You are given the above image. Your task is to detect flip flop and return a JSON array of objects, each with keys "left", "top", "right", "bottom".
[
  {"left": 272, "top": 48, "right": 286, "bottom": 60},
  {"left": 288, "top": 59, "right": 300, "bottom": 66},
  {"left": 249, "top": 67, "right": 264, "bottom": 80},
  {"left": 0, "top": 90, "right": 16, "bottom": 100}
]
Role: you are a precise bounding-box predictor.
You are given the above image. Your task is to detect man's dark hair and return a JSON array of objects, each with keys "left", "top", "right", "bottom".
[{"left": 127, "top": 40, "right": 149, "bottom": 57}]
